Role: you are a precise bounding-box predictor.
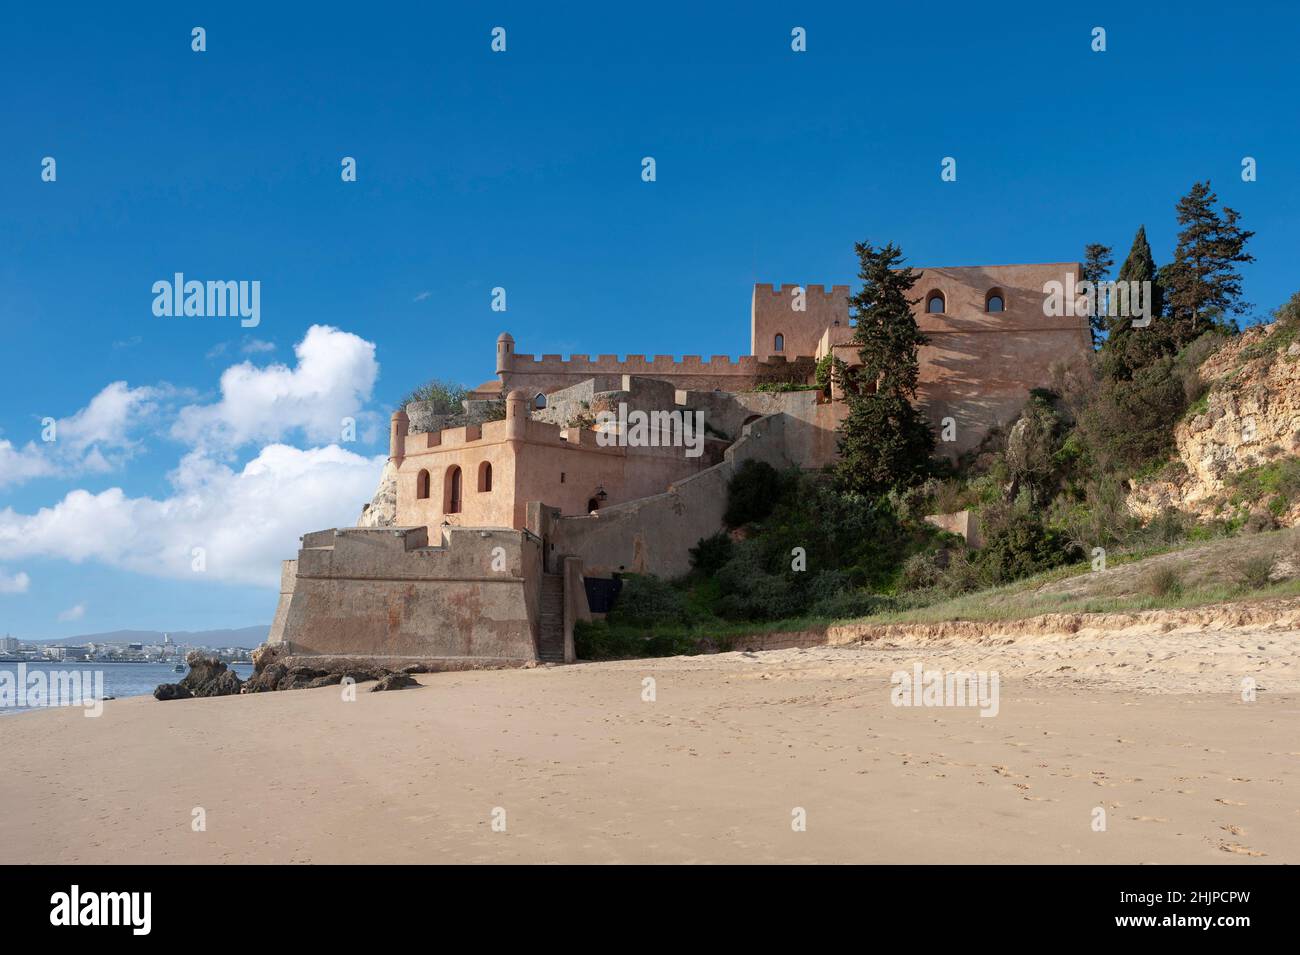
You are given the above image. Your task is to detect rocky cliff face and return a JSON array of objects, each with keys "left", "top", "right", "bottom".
[
  {"left": 358, "top": 458, "right": 398, "bottom": 528},
  {"left": 1130, "top": 323, "right": 1300, "bottom": 525}
]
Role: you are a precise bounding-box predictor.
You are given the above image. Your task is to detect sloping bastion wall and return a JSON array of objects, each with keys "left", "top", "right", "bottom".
[{"left": 269, "top": 525, "right": 542, "bottom": 663}]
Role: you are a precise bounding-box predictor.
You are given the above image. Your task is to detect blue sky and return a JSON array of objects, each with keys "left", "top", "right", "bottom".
[{"left": 1, "top": 1, "right": 1297, "bottom": 639}]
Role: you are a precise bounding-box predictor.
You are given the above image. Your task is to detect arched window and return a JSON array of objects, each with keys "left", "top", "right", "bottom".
[
  {"left": 534, "top": 393, "right": 547, "bottom": 410},
  {"left": 444, "top": 466, "right": 462, "bottom": 514},
  {"left": 986, "top": 290, "right": 1005, "bottom": 313},
  {"left": 416, "top": 469, "right": 431, "bottom": 499},
  {"left": 478, "top": 461, "right": 492, "bottom": 493},
  {"left": 926, "top": 292, "right": 946, "bottom": 314},
  {"left": 774, "top": 333, "right": 785, "bottom": 352}
]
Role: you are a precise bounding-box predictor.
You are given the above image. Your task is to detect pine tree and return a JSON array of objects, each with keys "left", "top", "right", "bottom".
[
  {"left": 1081, "top": 243, "right": 1114, "bottom": 348},
  {"left": 1100, "top": 225, "right": 1163, "bottom": 379},
  {"left": 835, "top": 241, "right": 935, "bottom": 495},
  {"left": 1163, "top": 181, "right": 1254, "bottom": 344}
]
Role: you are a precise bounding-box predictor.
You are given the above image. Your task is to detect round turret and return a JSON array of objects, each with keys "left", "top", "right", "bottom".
[
  {"left": 505, "top": 389, "right": 529, "bottom": 439},
  {"left": 496, "top": 331, "right": 515, "bottom": 375},
  {"left": 389, "top": 409, "right": 409, "bottom": 462}
]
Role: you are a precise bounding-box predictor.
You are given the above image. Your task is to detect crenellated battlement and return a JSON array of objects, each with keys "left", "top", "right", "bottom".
[
  {"left": 752, "top": 282, "right": 852, "bottom": 299},
  {"left": 751, "top": 282, "right": 852, "bottom": 361},
  {"left": 498, "top": 347, "right": 815, "bottom": 396},
  {"left": 507, "top": 352, "right": 796, "bottom": 371}
]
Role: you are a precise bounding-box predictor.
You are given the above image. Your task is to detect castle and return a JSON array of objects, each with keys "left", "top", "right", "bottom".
[{"left": 267, "top": 263, "right": 1089, "bottom": 666}]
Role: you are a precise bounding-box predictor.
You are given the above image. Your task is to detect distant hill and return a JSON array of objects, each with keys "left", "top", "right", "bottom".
[{"left": 40, "top": 626, "right": 268, "bottom": 648}]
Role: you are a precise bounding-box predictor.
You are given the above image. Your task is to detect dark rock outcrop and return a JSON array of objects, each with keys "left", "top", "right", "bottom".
[
  {"left": 181, "top": 651, "right": 243, "bottom": 696},
  {"left": 193, "top": 668, "right": 243, "bottom": 698},
  {"left": 239, "top": 644, "right": 397, "bottom": 693},
  {"left": 241, "top": 661, "right": 288, "bottom": 693},
  {"left": 372, "top": 672, "right": 419, "bottom": 692},
  {"left": 155, "top": 651, "right": 243, "bottom": 701}
]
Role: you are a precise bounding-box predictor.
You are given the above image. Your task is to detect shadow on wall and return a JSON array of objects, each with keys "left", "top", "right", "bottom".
[{"left": 549, "top": 412, "right": 796, "bottom": 580}]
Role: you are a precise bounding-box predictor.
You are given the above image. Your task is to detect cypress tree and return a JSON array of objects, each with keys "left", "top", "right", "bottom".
[
  {"left": 1081, "top": 243, "right": 1114, "bottom": 348},
  {"left": 1100, "top": 225, "right": 1163, "bottom": 379},
  {"left": 835, "top": 241, "right": 935, "bottom": 495}
]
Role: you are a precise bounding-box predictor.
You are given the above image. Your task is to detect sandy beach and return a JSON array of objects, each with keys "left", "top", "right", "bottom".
[{"left": 3, "top": 616, "right": 1298, "bottom": 864}]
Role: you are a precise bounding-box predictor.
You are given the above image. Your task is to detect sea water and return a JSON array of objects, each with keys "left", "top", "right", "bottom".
[{"left": 0, "top": 661, "right": 254, "bottom": 716}]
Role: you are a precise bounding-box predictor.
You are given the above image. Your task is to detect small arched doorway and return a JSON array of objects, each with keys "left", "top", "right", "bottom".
[{"left": 445, "top": 465, "right": 463, "bottom": 513}]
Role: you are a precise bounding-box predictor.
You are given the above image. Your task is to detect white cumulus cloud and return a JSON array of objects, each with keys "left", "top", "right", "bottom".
[
  {"left": 57, "top": 603, "right": 86, "bottom": 622},
  {"left": 173, "top": 324, "right": 379, "bottom": 450},
  {"left": 0, "top": 570, "right": 31, "bottom": 594},
  {"left": 0, "top": 382, "right": 165, "bottom": 489},
  {"left": 0, "top": 445, "right": 385, "bottom": 588}
]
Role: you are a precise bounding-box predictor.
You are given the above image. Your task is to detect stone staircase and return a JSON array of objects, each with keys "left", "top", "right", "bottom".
[{"left": 537, "top": 574, "right": 566, "bottom": 662}]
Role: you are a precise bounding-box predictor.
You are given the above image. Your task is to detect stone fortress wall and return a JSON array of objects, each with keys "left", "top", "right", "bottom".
[
  {"left": 751, "top": 282, "right": 852, "bottom": 361},
  {"left": 270, "top": 525, "right": 543, "bottom": 664},
  {"left": 274, "top": 262, "right": 1091, "bottom": 668}
]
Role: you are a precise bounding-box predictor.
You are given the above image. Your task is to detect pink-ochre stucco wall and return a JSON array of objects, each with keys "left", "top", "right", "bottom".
[
  {"left": 751, "top": 283, "right": 852, "bottom": 361},
  {"left": 832, "top": 262, "right": 1090, "bottom": 456},
  {"left": 395, "top": 401, "right": 727, "bottom": 533},
  {"left": 268, "top": 525, "right": 542, "bottom": 661}
]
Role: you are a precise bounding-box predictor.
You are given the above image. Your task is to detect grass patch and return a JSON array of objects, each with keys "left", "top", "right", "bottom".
[
  {"left": 574, "top": 614, "right": 830, "bottom": 660},
  {"left": 1142, "top": 564, "right": 1183, "bottom": 598},
  {"left": 842, "top": 576, "right": 1300, "bottom": 627},
  {"left": 1228, "top": 459, "right": 1300, "bottom": 513}
]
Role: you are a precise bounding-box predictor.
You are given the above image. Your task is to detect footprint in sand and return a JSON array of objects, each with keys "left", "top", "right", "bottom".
[
  {"left": 1131, "top": 815, "right": 1169, "bottom": 822},
  {"left": 1221, "top": 824, "right": 1246, "bottom": 836},
  {"left": 1218, "top": 842, "right": 1265, "bottom": 857},
  {"left": 1216, "top": 798, "right": 1247, "bottom": 806}
]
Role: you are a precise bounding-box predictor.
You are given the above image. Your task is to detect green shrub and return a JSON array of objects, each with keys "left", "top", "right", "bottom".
[
  {"left": 1144, "top": 507, "right": 1192, "bottom": 545},
  {"left": 574, "top": 620, "right": 701, "bottom": 661},
  {"left": 608, "top": 575, "right": 688, "bottom": 627},
  {"left": 1143, "top": 564, "right": 1183, "bottom": 597},
  {"left": 689, "top": 532, "right": 734, "bottom": 575},
  {"left": 1230, "top": 554, "right": 1275, "bottom": 590},
  {"left": 724, "top": 460, "right": 784, "bottom": 528},
  {"left": 1239, "top": 291, "right": 1300, "bottom": 361},
  {"left": 809, "top": 589, "right": 888, "bottom": 620},
  {"left": 1228, "top": 458, "right": 1300, "bottom": 516},
  {"left": 938, "top": 548, "right": 986, "bottom": 594},
  {"left": 900, "top": 551, "right": 945, "bottom": 591},
  {"left": 1077, "top": 358, "right": 1187, "bottom": 475},
  {"left": 400, "top": 379, "right": 468, "bottom": 415},
  {"left": 1048, "top": 478, "right": 1139, "bottom": 552},
  {"left": 977, "top": 504, "right": 1080, "bottom": 584},
  {"left": 752, "top": 381, "right": 819, "bottom": 394}
]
